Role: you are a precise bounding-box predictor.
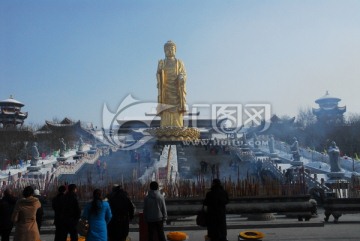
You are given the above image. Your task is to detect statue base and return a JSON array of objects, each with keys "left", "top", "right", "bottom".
[
  {"left": 291, "top": 161, "right": 303, "bottom": 166},
  {"left": 57, "top": 157, "right": 68, "bottom": 162},
  {"left": 327, "top": 172, "right": 345, "bottom": 180},
  {"left": 73, "top": 155, "right": 82, "bottom": 160},
  {"left": 27, "top": 165, "right": 42, "bottom": 172},
  {"left": 87, "top": 150, "right": 97, "bottom": 154},
  {"left": 145, "top": 127, "right": 200, "bottom": 141},
  {"left": 325, "top": 173, "right": 349, "bottom": 191}
]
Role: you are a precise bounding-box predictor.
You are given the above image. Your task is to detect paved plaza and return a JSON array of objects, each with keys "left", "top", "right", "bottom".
[{"left": 34, "top": 209, "right": 360, "bottom": 241}]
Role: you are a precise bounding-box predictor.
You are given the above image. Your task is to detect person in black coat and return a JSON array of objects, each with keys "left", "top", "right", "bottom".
[
  {"left": 107, "top": 185, "right": 135, "bottom": 241},
  {"left": 203, "top": 179, "right": 229, "bottom": 241},
  {"left": 0, "top": 189, "right": 17, "bottom": 241},
  {"left": 59, "top": 184, "right": 81, "bottom": 241},
  {"left": 52, "top": 185, "right": 66, "bottom": 241}
]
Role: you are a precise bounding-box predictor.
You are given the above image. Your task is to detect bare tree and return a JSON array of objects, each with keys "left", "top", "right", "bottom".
[
  {"left": 296, "top": 106, "right": 317, "bottom": 129},
  {"left": 0, "top": 129, "right": 34, "bottom": 166}
]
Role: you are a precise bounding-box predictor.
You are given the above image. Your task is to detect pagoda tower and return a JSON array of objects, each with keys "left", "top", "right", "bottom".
[
  {"left": 0, "top": 95, "right": 28, "bottom": 128},
  {"left": 312, "top": 91, "right": 346, "bottom": 125}
]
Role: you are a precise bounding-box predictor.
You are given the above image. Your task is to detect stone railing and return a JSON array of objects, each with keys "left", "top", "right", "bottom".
[
  {"left": 161, "top": 195, "right": 315, "bottom": 222},
  {"left": 54, "top": 151, "right": 99, "bottom": 176}
]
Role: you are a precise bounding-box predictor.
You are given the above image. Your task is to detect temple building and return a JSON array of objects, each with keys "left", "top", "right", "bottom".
[
  {"left": 312, "top": 91, "right": 346, "bottom": 125},
  {"left": 0, "top": 95, "right": 28, "bottom": 128},
  {"left": 35, "top": 117, "right": 96, "bottom": 147}
]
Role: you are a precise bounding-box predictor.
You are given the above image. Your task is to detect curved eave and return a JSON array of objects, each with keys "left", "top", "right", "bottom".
[
  {"left": 0, "top": 99, "right": 24, "bottom": 107},
  {"left": 315, "top": 92, "right": 341, "bottom": 104},
  {"left": 338, "top": 106, "right": 346, "bottom": 112},
  {"left": 0, "top": 113, "right": 28, "bottom": 120},
  {"left": 312, "top": 106, "right": 346, "bottom": 115},
  {"left": 315, "top": 98, "right": 341, "bottom": 104},
  {"left": 45, "top": 120, "right": 81, "bottom": 129},
  {"left": 0, "top": 120, "right": 25, "bottom": 124}
]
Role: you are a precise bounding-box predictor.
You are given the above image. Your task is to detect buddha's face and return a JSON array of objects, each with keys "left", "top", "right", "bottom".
[{"left": 165, "top": 45, "right": 176, "bottom": 58}]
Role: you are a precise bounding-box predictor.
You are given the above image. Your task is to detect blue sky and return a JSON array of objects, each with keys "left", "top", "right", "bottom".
[{"left": 1, "top": 0, "right": 360, "bottom": 128}]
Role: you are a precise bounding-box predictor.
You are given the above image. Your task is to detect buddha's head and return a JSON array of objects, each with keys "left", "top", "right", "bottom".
[{"left": 164, "top": 40, "right": 176, "bottom": 58}]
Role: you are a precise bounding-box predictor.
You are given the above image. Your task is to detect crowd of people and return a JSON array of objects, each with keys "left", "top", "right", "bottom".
[
  {"left": 0, "top": 183, "right": 135, "bottom": 241},
  {"left": 0, "top": 179, "right": 229, "bottom": 241}
]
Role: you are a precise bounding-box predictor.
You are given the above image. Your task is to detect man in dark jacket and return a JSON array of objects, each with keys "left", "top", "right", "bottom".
[
  {"left": 0, "top": 189, "right": 17, "bottom": 241},
  {"left": 204, "top": 179, "right": 229, "bottom": 241},
  {"left": 52, "top": 185, "right": 66, "bottom": 241},
  {"left": 60, "top": 184, "right": 81, "bottom": 241},
  {"left": 143, "top": 181, "right": 167, "bottom": 241},
  {"left": 107, "top": 184, "right": 135, "bottom": 241}
]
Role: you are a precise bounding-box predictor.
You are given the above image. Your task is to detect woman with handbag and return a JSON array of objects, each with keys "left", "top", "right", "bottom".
[{"left": 82, "top": 189, "right": 112, "bottom": 241}]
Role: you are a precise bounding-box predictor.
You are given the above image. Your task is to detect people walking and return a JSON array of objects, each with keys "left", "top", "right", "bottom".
[
  {"left": 143, "top": 181, "right": 167, "bottom": 241},
  {"left": 203, "top": 179, "right": 229, "bottom": 241},
  {"left": 107, "top": 184, "right": 135, "bottom": 241},
  {"left": 0, "top": 188, "right": 17, "bottom": 241},
  {"left": 60, "top": 184, "right": 81, "bottom": 241},
  {"left": 51, "top": 185, "right": 66, "bottom": 241},
  {"left": 82, "top": 189, "right": 112, "bottom": 241},
  {"left": 11, "top": 186, "right": 41, "bottom": 241}
]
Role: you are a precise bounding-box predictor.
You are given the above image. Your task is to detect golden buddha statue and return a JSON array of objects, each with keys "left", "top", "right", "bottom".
[
  {"left": 157, "top": 40, "right": 187, "bottom": 127},
  {"left": 147, "top": 40, "right": 199, "bottom": 141}
]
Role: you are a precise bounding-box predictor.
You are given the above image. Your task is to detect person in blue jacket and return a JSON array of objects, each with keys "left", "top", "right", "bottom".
[{"left": 82, "top": 189, "right": 112, "bottom": 241}]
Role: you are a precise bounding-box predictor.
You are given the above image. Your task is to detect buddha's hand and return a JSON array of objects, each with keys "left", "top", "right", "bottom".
[{"left": 177, "top": 74, "right": 185, "bottom": 83}]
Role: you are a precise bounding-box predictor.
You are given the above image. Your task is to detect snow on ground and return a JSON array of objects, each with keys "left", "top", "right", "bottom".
[
  {"left": 263, "top": 140, "right": 360, "bottom": 180},
  {"left": 0, "top": 145, "right": 92, "bottom": 184}
]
